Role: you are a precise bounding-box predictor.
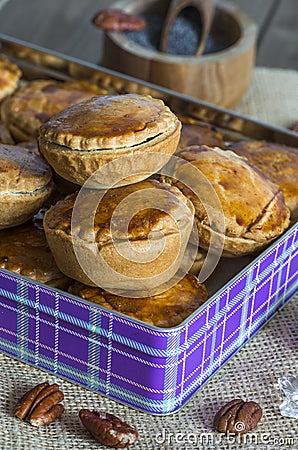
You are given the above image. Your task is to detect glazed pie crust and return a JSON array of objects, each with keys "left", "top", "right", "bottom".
[
  {"left": 38, "top": 94, "right": 181, "bottom": 186},
  {"left": 0, "top": 57, "right": 22, "bottom": 102},
  {"left": 228, "top": 140, "right": 298, "bottom": 221},
  {"left": 171, "top": 146, "right": 290, "bottom": 256},
  {"left": 0, "top": 143, "right": 53, "bottom": 228},
  {"left": 68, "top": 273, "right": 209, "bottom": 328},
  {"left": 43, "top": 179, "right": 194, "bottom": 290},
  {"left": 0, "top": 223, "right": 70, "bottom": 289},
  {"left": 1, "top": 79, "right": 108, "bottom": 142},
  {"left": 177, "top": 114, "right": 224, "bottom": 152}
]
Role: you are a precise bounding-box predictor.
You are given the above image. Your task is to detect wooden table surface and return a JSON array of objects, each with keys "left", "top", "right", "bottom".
[{"left": 0, "top": 0, "right": 297, "bottom": 70}]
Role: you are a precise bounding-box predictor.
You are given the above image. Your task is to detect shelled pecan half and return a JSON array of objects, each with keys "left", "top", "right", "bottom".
[
  {"left": 14, "top": 381, "right": 64, "bottom": 426},
  {"left": 79, "top": 409, "right": 138, "bottom": 448},
  {"left": 92, "top": 9, "right": 146, "bottom": 32},
  {"left": 213, "top": 398, "right": 262, "bottom": 434}
]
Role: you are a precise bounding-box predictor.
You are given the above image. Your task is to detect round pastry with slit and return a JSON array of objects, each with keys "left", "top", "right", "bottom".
[
  {"left": 228, "top": 140, "right": 298, "bottom": 221},
  {"left": 43, "top": 179, "right": 194, "bottom": 291},
  {"left": 38, "top": 94, "right": 181, "bottom": 187},
  {"left": 170, "top": 145, "right": 290, "bottom": 257},
  {"left": 0, "top": 143, "right": 53, "bottom": 229},
  {"left": 68, "top": 273, "right": 209, "bottom": 328},
  {"left": 1, "top": 79, "right": 108, "bottom": 142}
]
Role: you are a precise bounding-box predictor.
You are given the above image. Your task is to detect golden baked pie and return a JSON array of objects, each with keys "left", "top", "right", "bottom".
[
  {"left": 38, "top": 94, "right": 181, "bottom": 186},
  {"left": 228, "top": 140, "right": 298, "bottom": 220},
  {"left": 0, "top": 222, "right": 70, "bottom": 289},
  {"left": 170, "top": 145, "right": 290, "bottom": 257},
  {"left": 177, "top": 115, "right": 224, "bottom": 151},
  {"left": 3, "top": 43, "right": 68, "bottom": 71},
  {"left": 43, "top": 179, "right": 194, "bottom": 291},
  {"left": 68, "top": 273, "right": 209, "bottom": 328},
  {"left": 0, "top": 57, "right": 22, "bottom": 102},
  {"left": 0, "top": 143, "right": 53, "bottom": 229},
  {"left": 1, "top": 79, "right": 108, "bottom": 142}
]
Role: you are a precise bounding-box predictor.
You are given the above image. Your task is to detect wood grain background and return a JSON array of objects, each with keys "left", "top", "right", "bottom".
[{"left": 0, "top": 0, "right": 296, "bottom": 69}]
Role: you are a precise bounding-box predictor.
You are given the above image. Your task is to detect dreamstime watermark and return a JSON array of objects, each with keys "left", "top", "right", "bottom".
[
  {"left": 71, "top": 153, "right": 225, "bottom": 297},
  {"left": 154, "top": 427, "right": 297, "bottom": 448}
]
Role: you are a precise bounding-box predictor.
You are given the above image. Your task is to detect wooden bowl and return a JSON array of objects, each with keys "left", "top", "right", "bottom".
[{"left": 102, "top": 0, "right": 257, "bottom": 108}]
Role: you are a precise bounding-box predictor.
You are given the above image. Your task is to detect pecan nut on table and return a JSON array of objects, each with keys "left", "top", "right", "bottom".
[
  {"left": 79, "top": 409, "right": 138, "bottom": 448},
  {"left": 92, "top": 9, "right": 146, "bottom": 32},
  {"left": 14, "top": 382, "right": 64, "bottom": 427},
  {"left": 213, "top": 398, "right": 262, "bottom": 434}
]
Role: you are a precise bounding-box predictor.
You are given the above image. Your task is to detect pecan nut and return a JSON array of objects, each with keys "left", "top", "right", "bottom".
[
  {"left": 79, "top": 409, "right": 138, "bottom": 448},
  {"left": 213, "top": 398, "right": 262, "bottom": 434},
  {"left": 14, "top": 381, "right": 64, "bottom": 426},
  {"left": 92, "top": 9, "right": 146, "bottom": 32}
]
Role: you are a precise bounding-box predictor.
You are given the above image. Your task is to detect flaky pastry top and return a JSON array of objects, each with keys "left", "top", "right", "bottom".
[
  {"left": 228, "top": 140, "right": 298, "bottom": 217},
  {"left": 173, "top": 145, "right": 290, "bottom": 241},
  {"left": 39, "top": 94, "right": 180, "bottom": 150},
  {"left": 0, "top": 144, "right": 52, "bottom": 194},
  {"left": 44, "top": 179, "right": 194, "bottom": 246},
  {"left": 1, "top": 79, "right": 108, "bottom": 139},
  {"left": 0, "top": 223, "right": 68, "bottom": 287},
  {"left": 69, "top": 274, "right": 209, "bottom": 327}
]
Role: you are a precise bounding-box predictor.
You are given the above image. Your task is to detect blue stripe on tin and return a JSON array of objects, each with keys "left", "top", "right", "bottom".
[
  {"left": 236, "top": 266, "right": 253, "bottom": 349},
  {"left": 163, "top": 330, "right": 181, "bottom": 412},
  {"left": 206, "top": 293, "right": 220, "bottom": 377},
  {"left": 17, "top": 281, "right": 29, "bottom": 362},
  {"left": 87, "top": 307, "right": 101, "bottom": 389},
  {"left": 105, "top": 313, "right": 114, "bottom": 396},
  {"left": 34, "top": 285, "right": 40, "bottom": 366},
  {"left": 54, "top": 291, "right": 59, "bottom": 373}
]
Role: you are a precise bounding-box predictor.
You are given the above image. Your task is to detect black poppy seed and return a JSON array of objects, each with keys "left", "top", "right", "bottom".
[{"left": 124, "top": 9, "right": 230, "bottom": 56}]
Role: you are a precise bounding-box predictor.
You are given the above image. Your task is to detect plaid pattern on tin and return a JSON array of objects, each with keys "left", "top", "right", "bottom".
[{"left": 0, "top": 226, "right": 297, "bottom": 414}]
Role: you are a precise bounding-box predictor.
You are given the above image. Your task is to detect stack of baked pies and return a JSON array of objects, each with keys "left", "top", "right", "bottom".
[{"left": 0, "top": 54, "right": 296, "bottom": 327}]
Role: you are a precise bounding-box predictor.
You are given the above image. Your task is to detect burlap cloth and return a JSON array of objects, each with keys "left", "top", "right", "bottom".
[{"left": 0, "top": 68, "right": 298, "bottom": 449}]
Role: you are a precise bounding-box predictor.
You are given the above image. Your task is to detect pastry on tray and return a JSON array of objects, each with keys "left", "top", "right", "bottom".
[
  {"left": 43, "top": 179, "right": 194, "bottom": 291},
  {"left": 1, "top": 79, "right": 108, "bottom": 142},
  {"left": 38, "top": 94, "right": 181, "bottom": 187},
  {"left": 0, "top": 57, "right": 22, "bottom": 102},
  {"left": 0, "top": 222, "right": 70, "bottom": 289},
  {"left": 177, "top": 115, "right": 224, "bottom": 151},
  {"left": 0, "top": 143, "right": 53, "bottom": 229},
  {"left": 169, "top": 145, "right": 290, "bottom": 257},
  {"left": 228, "top": 140, "right": 298, "bottom": 220},
  {"left": 68, "top": 273, "right": 209, "bottom": 328}
]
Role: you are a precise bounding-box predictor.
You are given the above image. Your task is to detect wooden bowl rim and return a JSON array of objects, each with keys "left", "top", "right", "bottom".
[{"left": 106, "top": 0, "right": 257, "bottom": 63}]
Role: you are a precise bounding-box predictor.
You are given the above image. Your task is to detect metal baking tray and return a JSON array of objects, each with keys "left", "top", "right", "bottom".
[{"left": 0, "top": 34, "right": 297, "bottom": 415}]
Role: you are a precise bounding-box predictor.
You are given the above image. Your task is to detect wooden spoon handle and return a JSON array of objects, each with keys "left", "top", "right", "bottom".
[{"left": 160, "top": 0, "right": 216, "bottom": 56}]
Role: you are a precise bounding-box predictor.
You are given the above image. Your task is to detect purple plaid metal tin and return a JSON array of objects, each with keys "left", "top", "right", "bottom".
[{"left": 0, "top": 225, "right": 297, "bottom": 414}]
